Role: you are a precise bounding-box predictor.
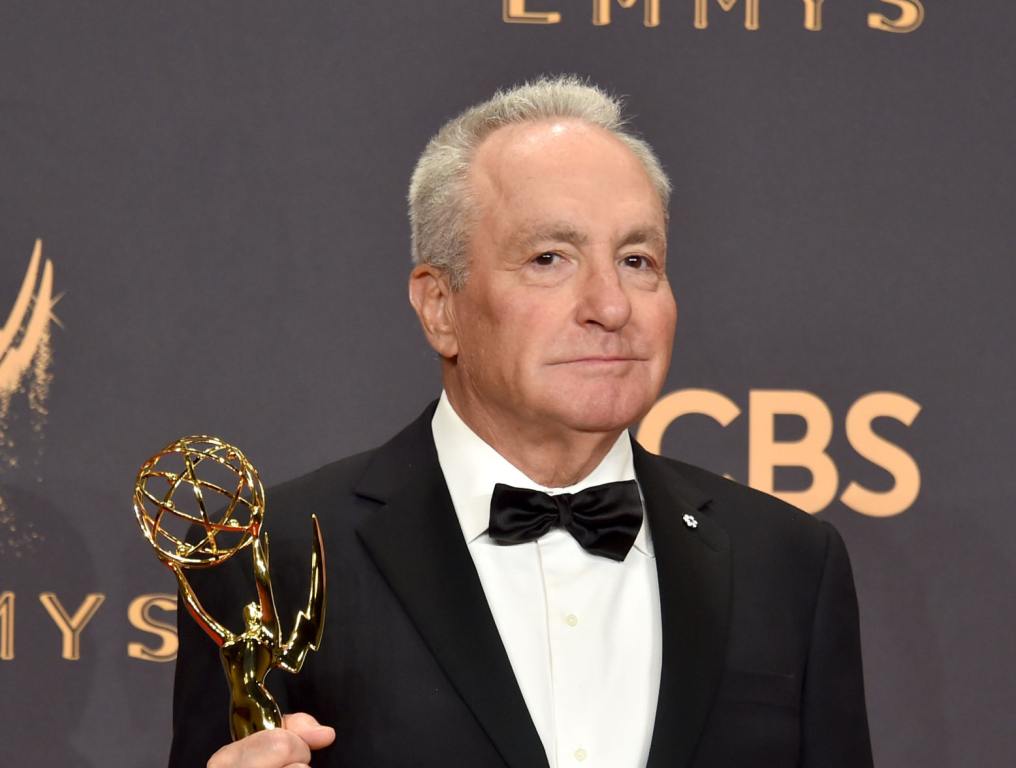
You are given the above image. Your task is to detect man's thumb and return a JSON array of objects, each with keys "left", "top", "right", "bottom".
[{"left": 283, "top": 712, "right": 336, "bottom": 750}]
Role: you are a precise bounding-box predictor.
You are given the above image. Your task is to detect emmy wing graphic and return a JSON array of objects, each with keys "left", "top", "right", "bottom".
[
  {"left": 0, "top": 239, "right": 59, "bottom": 557},
  {"left": 0, "top": 239, "right": 57, "bottom": 406}
]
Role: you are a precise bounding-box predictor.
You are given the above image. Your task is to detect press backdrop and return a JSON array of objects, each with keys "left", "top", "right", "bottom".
[{"left": 1, "top": 2, "right": 1013, "bottom": 766}]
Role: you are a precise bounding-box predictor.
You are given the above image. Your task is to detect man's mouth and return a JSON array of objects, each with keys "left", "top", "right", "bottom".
[{"left": 551, "top": 356, "right": 645, "bottom": 365}]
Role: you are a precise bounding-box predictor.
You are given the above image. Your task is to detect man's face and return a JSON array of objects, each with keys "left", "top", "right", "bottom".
[{"left": 443, "top": 118, "right": 677, "bottom": 438}]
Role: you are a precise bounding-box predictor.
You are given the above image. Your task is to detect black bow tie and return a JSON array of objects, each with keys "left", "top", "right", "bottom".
[{"left": 488, "top": 480, "right": 643, "bottom": 562}]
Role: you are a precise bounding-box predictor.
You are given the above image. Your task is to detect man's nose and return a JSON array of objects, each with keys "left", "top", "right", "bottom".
[{"left": 575, "top": 260, "right": 632, "bottom": 331}]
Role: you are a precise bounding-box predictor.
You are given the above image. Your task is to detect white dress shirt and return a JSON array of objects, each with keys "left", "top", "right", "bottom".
[{"left": 431, "top": 392, "right": 662, "bottom": 768}]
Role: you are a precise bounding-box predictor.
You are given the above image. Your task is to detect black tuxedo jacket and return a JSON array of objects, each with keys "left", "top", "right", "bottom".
[{"left": 169, "top": 404, "right": 872, "bottom": 767}]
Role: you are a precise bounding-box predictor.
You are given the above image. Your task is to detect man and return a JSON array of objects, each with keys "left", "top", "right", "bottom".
[{"left": 170, "top": 76, "right": 873, "bottom": 768}]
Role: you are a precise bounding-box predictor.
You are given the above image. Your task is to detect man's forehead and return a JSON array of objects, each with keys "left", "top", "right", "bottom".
[
  {"left": 468, "top": 118, "right": 668, "bottom": 243},
  {"left": 471, "top": 118, "right": 643, "bottom": 186}
]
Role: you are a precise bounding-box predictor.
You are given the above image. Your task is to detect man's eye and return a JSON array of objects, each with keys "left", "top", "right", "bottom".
[
  {"left": 532, "top": 252, "right": 561, "bottom": 267},
  {"left": 622, "top": 254, "right": 652, "bottom": 270}
]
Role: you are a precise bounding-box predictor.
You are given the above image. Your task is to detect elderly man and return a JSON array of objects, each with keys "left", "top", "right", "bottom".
[{"left": 170, "top": 76, "right": 873, "bottom": 768}]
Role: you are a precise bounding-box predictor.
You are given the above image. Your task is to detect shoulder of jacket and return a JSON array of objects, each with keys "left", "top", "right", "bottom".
[{"left": 648, "top": 453, "right": 833, "bottom": 547}]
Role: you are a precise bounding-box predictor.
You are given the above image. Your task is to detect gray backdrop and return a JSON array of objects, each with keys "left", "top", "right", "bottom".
[{"left": 1, "top": 1, "right": 1013, "bottom": 765}]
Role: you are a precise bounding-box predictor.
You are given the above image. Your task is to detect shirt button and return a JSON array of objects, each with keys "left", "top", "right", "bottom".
[
  {"left": 574, "top": 747, "right": 588, "bottom": 761},
  {"left": 565, "top": 613, "right": 579, "bottom": 627}
]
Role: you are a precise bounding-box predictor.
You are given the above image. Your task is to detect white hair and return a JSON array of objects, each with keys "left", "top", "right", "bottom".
[{"left": 407, "top": 75, "right": 672, "bottom": 289}]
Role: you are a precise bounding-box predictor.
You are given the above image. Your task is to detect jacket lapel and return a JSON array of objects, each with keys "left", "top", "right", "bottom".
[
  {"left": 634, "top": 443, "right": 732, "bottom": 768},
  {"left": 354, "top": 406, "right": 549, "bottom": 768}
]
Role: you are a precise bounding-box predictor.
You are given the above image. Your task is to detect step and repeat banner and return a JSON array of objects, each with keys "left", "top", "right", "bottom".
[{"left": 1, "top": 2, "right": 1013, "bottom": 765}]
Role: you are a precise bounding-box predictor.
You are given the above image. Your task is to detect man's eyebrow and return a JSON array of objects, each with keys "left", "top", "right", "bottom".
[
  {"left": 618, "top": 226, "right": 667, "bottom": 251},
  {"left": 510, "top": 223, "right": 666, "bottom": 251},
  {"left": 512, "top": 223, "right": 589, "bottom": 249}
]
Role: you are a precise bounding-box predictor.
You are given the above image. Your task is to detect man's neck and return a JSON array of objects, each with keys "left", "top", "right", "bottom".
[{"left": 443, "top": 388, "right": 624, "bottom": 489}]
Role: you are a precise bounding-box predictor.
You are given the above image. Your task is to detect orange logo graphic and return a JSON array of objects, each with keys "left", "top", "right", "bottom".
[{"left": 0, "top": 239, "right": 59, "bottom": 557}]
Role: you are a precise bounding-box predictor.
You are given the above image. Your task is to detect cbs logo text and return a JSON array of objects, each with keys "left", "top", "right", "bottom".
[{"left": 638, "top": 389, "right": 920, "bottom": 517}]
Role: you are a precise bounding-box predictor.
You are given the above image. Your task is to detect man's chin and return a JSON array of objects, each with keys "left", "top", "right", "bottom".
[{"left": 546, "top": 396, "right": 653, "bottom": 436}]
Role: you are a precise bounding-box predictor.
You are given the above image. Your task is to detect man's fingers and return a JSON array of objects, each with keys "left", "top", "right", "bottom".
[
  {"left": 282, "top": 712, "right": 336, "bottom": 750},
  {"left": 207, "top": 728, "right": 311, "bottom": 768},
  {"left": 205, "top": 715, "right": 333, "bottom": 768},
  {"left": 281, "top": 712, "right": 321, "bottom": 731}
]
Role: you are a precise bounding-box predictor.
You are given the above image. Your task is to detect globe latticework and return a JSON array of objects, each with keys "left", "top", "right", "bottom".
[{"left": 133, "top": 436, "right": 264, "bottom": 567}]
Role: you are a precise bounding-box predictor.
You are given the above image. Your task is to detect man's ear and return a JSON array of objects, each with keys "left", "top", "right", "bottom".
[{"left": 408, "top": 263, "right": 459, "bottom": 359}]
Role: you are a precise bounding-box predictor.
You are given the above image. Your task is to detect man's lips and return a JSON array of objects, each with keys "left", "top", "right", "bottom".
[{"left": 550, "top": 356, "right": 646, "bottom": 365}]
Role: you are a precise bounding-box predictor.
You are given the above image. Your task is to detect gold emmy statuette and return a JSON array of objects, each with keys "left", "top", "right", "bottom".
[{"left": 133, "top": 436, "right": 326, "bottom": 741}]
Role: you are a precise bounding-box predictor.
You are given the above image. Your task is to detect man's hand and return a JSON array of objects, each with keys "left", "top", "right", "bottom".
[{"left": 207, "top": 713, "right": 336, "bottom": 768}]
